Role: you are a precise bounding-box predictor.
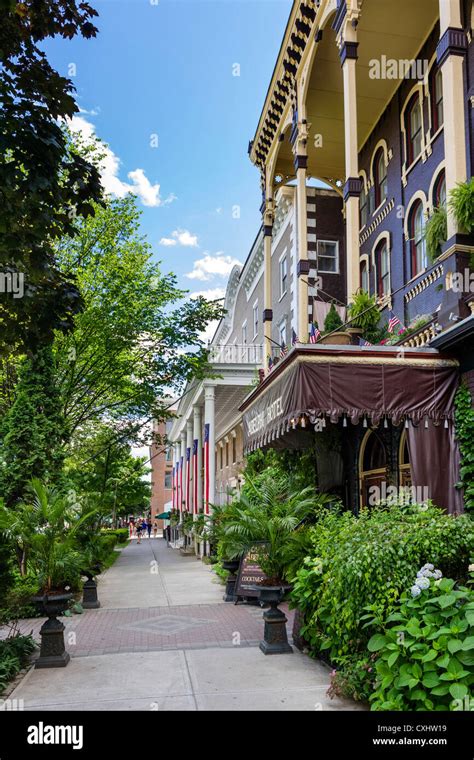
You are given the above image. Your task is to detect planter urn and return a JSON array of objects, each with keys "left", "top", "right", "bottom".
[
  {"left": 318, "top": 331, "right": 351, "bottom": 346},
  {"left": 32, "top": 592, "right": 73, "bottom": 669},
  {"left": 81, "top": 568, "right": 101, "bottom": 610},
  {"left": 221, "top": 559, "right": 240, "bottom": 602},
  {"left": 257, "top": 585, "right": 293, "bottom": 655}
]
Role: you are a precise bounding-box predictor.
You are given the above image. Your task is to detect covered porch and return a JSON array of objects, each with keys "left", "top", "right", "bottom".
[{"left": 240, "top": 344, "right": 462, "bottom": 513}]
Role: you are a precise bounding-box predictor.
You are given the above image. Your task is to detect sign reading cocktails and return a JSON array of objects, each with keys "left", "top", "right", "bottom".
[{"left": 235, "top": 544, "right": 269, "bottom": 600}]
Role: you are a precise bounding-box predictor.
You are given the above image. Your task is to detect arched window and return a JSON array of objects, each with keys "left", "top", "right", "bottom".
[
  {"left": 409, "top": 201, "right": 427, "bottom": 276},
  {"left": 399, "top": 431, "right": 412, "bottom": 487},
  {"left": 375, "top": 239, "right": 390, "bottom": 297},
  {"left": 360, "top": 184, "right": 368, "bottom": 228},
  {"left": 430, "top": 67, "right": 444, "bottom": 132},
  {"left": 433, "top": 170, "right": 446, "bottom": 208},
  {"left": 360, "top": 430, "right": 388, "bottom": 508},
  {"left": 374, "top": 148, "right": 387, "bottom": 208},
  {"left": 405, "top": 94, "right": 423, "bottom": 165},
  {"left": 360, "top": 260, "right": 369, "bottom": 293}
]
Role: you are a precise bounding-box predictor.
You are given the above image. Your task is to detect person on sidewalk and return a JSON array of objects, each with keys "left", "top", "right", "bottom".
[
  {"left": 146, "top": 519, "right": 152, "bottom": 539},
  {"left": 153, "top": 520, "right": 158, "bottom": 539},
  {"left": 136, "top": 521, "right": 142, "bottom": 544}
]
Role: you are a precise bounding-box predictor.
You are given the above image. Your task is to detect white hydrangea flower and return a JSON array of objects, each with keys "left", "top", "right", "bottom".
[
  {"left": 416, "top": 576, "right": 430, "bottom": 590},
  {"left": 411, "top": 585, "right": 421, "bottom": 597}
]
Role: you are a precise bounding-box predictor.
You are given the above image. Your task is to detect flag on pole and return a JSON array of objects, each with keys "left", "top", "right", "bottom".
[
  {"left": 358, "top": 337, "right": 372, "bottom": 347},
  {"left": 388, "top": 311, "right": 403, "bottom": 333},
  {"left": 280, "top": 340, "right": 288, "bottom": 358},
  {"left": 179, "top": 456, "right": 183, "bottom": 511},
  {"left": 193, "top": 439, "right": 198, "bottom": 514},
  {"left": 309, "top": 322, "right": 321, "bottom": 344},
  {"left": 172, "top": 465, "right": 175, "bottom": 509},
  {"left": 175, "top": 459, "right": 179, "bottom": 511},
  {"left": 292, "top": 328, "right": 299, "bottom": 346},
  {"left": 186, "top": 447, "right": 190, "bottom": 512},
  {"left": 204, "top": 423, "right": 210, "bottom": 515},
  {"left": 267, "top": 354, "right": 273, "bottom": 372}
]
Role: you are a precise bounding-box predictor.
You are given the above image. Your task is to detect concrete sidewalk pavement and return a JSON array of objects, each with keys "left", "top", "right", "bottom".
[{"left": 8, "top": 538, "right": 363, "bottom": 711}]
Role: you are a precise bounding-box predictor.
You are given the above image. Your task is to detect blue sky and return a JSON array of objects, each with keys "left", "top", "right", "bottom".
[{"left": 44, "top": 0, "right": 292, "bottom": 305}]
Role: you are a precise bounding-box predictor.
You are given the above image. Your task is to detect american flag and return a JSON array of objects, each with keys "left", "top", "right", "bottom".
[
  {"left": 359, "top": 337, "right": 372, "bottom": 347},
  {"left": 388, "top": 311, "right": 403, "bottom": 333},
  {"left": 172, "top": 465, "right": 175, "bottom": 509},
  {"left": 280, "top": 340, "right": 288, "bottom": 358},
  {"left": 186, "top": 447, "right": 191, "bottom": 512},
  {"left": 175, "top": 460, "right": 180, "bottom": 512},
  {"left": 179, "top": 456, "right": 183, "bottom": 512},
  {"left": 292, "top": 328, "right": 299, "bottom": 346},
  {"left": 309, "top": 323, "right": 321, "bottom": 344},
  {"left": 193, "top": 438, "right": 198, "bottom": 514},
  {"left": 267, "top": 354, "right": 273, "bottom": 372},
  {"left": 204, "top": 423, "right": 210, "bottom": 515}
]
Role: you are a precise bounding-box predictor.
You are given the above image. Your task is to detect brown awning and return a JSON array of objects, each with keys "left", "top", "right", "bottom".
[{"left": 240, "top": 347, "right": 459, "bottom": 452}]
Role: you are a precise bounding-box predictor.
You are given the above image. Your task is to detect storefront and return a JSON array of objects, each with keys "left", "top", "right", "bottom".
[{"left": 241, "top": 345, "right": 462, "bottom": 514}]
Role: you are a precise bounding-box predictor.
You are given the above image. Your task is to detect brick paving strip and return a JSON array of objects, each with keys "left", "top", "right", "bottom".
[{"left": 5, "top": 538, "right": 294, "bottom": 656}]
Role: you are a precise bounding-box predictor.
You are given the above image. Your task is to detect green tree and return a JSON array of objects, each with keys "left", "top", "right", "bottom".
[
  {"left": 54, "top": 196, "right": 224, "bottom": 447},
  {"left": 0, "top": 346, "right": 65, "bottom": 506},
  {"left": 0, "top": 0, "right": 103, "bottom": 351}
]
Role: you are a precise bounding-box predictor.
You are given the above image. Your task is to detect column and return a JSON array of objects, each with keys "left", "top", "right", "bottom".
[
  {"left": 339, "top": 23, "right": 361, "bottom": 303},
  {"left": 185, "top": 418, "right": 193, "bottom": 512},
  {"left": 263, "top": 198, "right": 274, "bottom": 364},
  {"left": 294, "top": 151, "right": 310, "bottom": 343},
  {"left": 203, "top": 384, "right": 216, "bottom": 513},
  {"left": 174, "top": 442, "right": 180, "bottom": 512},
  {"left": 193, "top": 404, "right": 203, "bottom": 514},
  {"left": 180, "top": 431, "right": 186, "bottom": 513},
  {"left": 437, "top": 0, "right": 468, "bottom": 240}
]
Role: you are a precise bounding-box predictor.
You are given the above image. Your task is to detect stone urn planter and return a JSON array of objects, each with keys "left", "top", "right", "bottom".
[
  {"left": 221, "top": 559, "right": 240, "bottom": 602},
  {"left": 318, "top": 331, "right": 351, "bottom": 346},
  {"left": 347, "top": 327, "right": 364, "bottom": 346},
  {"left": 81, "top": 566, "right": 101, "bottom": 609},
  {"left": 255, "top": 585, "right": 293, "bottom": 655},
  {"left": 32, "top": 592, "right": 73, "bottom": 668}
]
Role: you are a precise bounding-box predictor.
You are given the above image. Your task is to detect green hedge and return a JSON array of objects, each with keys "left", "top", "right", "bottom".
[
  {"left": 0, "top": 635, "right": 37, "bottom": 694},
  {"left": 291, "top": 503, "right": 474, "bottom": 663},
  {"left": 100, "top": 528, "right": 129, "bottom": 544}
]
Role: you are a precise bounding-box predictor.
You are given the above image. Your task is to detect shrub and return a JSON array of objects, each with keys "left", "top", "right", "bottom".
[
  {"left": 0, "top": 635, "right": 37, "bottom": 695},
  {"left": 454, "top": 383, "right": 474, "bottom": 512},
  {"left": 323, "top": 303, "right": 344, "bottom": 335},
  {"left": 101, "top": 528, "right": 128, "bottom": 544},
  {"left": 449, "top": 178, "right": 474, "bottom": 234},
  {"left": 424, "top": 206, "right": 447, "bottom": 260},
  {"left": 290, "top": 503, "right": 474, "bottom": 665},
  {"left": 347, "top": 290, "right": 381, "bottom": 343},
  {"left": 367, "top": 567, "right": 474, "bottom": 711}
]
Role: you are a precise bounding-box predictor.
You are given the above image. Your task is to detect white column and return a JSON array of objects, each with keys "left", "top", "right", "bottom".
[
  {"left": 340, "top": 31, "right": 361, "bottom": 302},
  {"left": 193, "top": 404, "right": 203, "bottom": 514},
  {"left": 185, "top": 418, "right": 193, "bottom": 513},
  {"left": 174, "top": 442, "right": 180, "bottom": 511},
  {"left": 438, "top": 0, "right": 468, "bottom": 239},
  {"left": 295, "top": 153, "right": 309, "bottom": 343},
  {"left": 204, "top": 384, "right": 216, "bottom": 511},
  {"left": 263, "top": 209, "right": 273, "bottom": 365},
  {"left": 180, "top": 431, "right": 186, "bottom": 513}
]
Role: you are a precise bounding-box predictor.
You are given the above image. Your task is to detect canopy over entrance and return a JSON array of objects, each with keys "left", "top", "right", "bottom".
[{"left": 240, "top": 346, "right": 462, "bottom": 513}]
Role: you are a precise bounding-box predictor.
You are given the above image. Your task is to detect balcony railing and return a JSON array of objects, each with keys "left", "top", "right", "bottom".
[{"left": 208, "top": 344, "right": 263, "bottom": 365}]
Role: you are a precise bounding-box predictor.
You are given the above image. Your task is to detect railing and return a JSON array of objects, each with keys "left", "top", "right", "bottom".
[{"left": 208, "top": 344, "right": 263, "bottom": 365}]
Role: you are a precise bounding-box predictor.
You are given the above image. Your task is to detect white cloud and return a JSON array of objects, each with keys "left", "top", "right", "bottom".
[
  {"left": 186, "top": 253, "right": 241, "bottom": 282},
  {"left": 190, "top": 287, "right": 226, "bottom": 302},
  {"left": 68, "top": 114, "right": 176, "bottom": 208},
  {"left": 159, "top": 229, "right": 199, "bottom": 247}
]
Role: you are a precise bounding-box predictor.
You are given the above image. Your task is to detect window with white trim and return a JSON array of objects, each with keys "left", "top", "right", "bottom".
[
  {"left": 252, "top": 302, "right": 259, "bottom": 339},
  {"left": 279, "top": 255, "right": 288, "bottom": 297},
  {"left": 278, "top": 320, "right": 287, "bottom": 348},
  {"left": 317, "top": 240, "right": 339, "bottom": 274},
  {"left": 242, "top": 321, "right": 247, "bottom": 345}
]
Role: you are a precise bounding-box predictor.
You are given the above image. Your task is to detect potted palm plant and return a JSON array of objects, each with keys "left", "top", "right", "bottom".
[
  {"left": 347, "top": 290, "right": 381, "bottom": 345},
  {"left": 220, "top": 476, "right": 323, "bottom": 654},
  {"left": 24, "top": 480, "right": 92, "bottom": 668}
]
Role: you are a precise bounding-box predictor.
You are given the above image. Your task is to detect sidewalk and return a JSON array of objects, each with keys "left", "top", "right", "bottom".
[{"left": 8, "top": 538, "right": 363, "bottom": 711}]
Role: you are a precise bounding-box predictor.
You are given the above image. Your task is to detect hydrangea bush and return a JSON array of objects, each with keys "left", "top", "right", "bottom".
[{"left": 367, "top": 567, "right": 474, "bottom": 711}]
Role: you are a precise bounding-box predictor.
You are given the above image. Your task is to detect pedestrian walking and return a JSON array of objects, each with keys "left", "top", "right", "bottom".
[
  {"left": 136, "top": 521, "right": 142, "bottom": 544},
  {"left": 153, "top": 520, "right": 158, "bottom": 539},
  {"left": 147, "top": 519, "right": 152, "bottom": 539}
]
